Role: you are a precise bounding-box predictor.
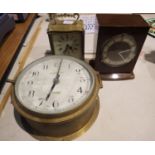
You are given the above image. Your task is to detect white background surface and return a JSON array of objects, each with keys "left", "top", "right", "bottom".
[{"left": 0, "top": 14, "right": 155, "bottom": 141}]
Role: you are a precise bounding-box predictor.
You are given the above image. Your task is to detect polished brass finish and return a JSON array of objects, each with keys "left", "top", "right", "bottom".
[
  {"left": 48, "top": 13, "right": 83, "bottom": 32},
  {"left": 19, "top": 98, "right": 99, "bottom": 141},
  {"left": 47, "top": 19, "right": 83, "bottom": 32},
  {"left": 47, "top": 13, "right": 84, "bottom": 59},
  {"left": 49, "top": 13, "right": 80, "bottom": 24},
  {"left": 12, "top": 70, "right": 102, "bottom": 140}
]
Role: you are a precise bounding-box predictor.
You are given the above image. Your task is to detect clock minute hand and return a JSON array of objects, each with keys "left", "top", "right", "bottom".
[
  {"left": 118, "top": 49, "right": 131, "bottom": 61},
  {"left": 63, "top": 44, "right": 70, "bottom": 54},
  {"left": 119, "top": 49, "right": 131, "bottom": 54},
  {"left": 45, "top": 59, "right": 63, "bottom": 101},
  {"left": 45, "top": 77, "right": 58, "bottom": 101}
]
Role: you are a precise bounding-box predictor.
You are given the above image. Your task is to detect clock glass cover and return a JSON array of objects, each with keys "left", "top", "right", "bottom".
[
  {"left": 102, "top": 33, "right": 137, "bottom": 67},
  {"left": 15, "top": 56, "right": 94, "bottom": 115},
  {"left": 52, "top": 32, "right": 82, "bottom": 59}
]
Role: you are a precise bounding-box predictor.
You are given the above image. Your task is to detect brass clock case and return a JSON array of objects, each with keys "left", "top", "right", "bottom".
[
  {"left": 12, "top": 56, "right": 102, "bottom": 140},
  {"left": 47, "top": 14, "right": 84, "bottom": 60}
]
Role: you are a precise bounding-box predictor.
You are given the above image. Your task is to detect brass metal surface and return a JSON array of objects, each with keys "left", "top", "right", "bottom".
[
  {"left": 19, "top": 97, "right": 99, "bottom": 141},
  {"left": 49, "top": 13, "right": 80, "bottom": 24},
  {"left": 47, "top": 14, "right": 84, "bottom": 59},
  {"left": 12, "top": 65, "right": 102, "bottom": 140},
  {"left": 47, "top": 20, "right": 84, "bottom": 32}
]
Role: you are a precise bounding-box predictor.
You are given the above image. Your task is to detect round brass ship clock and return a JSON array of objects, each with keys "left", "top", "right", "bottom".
[{"left": 12, "top": 56, "right": 102, "bottom": 140}]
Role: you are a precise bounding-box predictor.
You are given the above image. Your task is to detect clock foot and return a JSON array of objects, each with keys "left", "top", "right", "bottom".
[
  {"left": 89, "top": 59, "right": 135, "bottom": 80},
  {"left": 100, "top": 73, "right": 135, "bottom": 80},
  {"left": 89, "top": 59, "right": 95, "bottom": 67}
]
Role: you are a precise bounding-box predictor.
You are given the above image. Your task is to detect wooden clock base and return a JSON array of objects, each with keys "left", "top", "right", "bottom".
[
  {"left": 100, "top": 73, "right": 134, "bottom": 80},
  {"left": 89, "top": 59, "right": 135, "bottom": 80}
]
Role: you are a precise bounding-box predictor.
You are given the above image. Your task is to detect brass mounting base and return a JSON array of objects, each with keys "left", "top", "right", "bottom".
[{"left": 19, "top": 98, "right": 99, "bottom": 141}]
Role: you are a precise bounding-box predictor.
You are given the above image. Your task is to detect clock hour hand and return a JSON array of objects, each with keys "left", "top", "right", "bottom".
[
  {"left": 54, "top": 58, "right": 63, "bottom": 83},
  {"left": 118, "top": 49, "right": 131, "bottom": 61},
  {"left": 63, "top": 44, "right": 70, "bottom": 54},
  {"left": 63, "top": 44, "right": 73, "bottom": 54},
  {"left": 45, "top": 79, "right": 57, "bottom": 101},
  {"left": 45, "top": 59, "right": 63, "bottom": 101}
]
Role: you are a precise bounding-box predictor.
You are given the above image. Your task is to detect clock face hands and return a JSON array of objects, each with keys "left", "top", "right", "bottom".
[
  {"left": 15, "top": 56, "right": 94, "bottom": 115},
  {"left": 63, "top": 44, "right": 74, "bottom": 55},
  {"left": 102, "top": 33, "right": 137, "bottom": 67},
  {"left": 118, "top": 49, "right": 131, "bottom": 61},
  {"left": 52, "top": 32, "right": 82, "bottom": 58},
  {"left": 45, "top": 59, "right": 63, "bottom": 101},
  {"left": 106, "top": 48, "right": 132, "bottom": 62}
]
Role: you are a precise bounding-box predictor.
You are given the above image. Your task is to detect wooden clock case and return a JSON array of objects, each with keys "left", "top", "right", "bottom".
[{"left": 90, "top": 14, "right": 149, "bottom": 80}]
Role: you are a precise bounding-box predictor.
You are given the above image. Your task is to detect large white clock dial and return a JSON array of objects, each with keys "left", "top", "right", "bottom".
[{"left": 15, "top": 56, "right": 94, "bottom": 115}]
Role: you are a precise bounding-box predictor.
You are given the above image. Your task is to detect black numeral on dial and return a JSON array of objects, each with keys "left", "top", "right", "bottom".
[
  {"left": 32, "top": 71, "right": 39, "bottom": 76},
  {"left": 75, "top": 69, "right": 81, "bottom": 73},
  {"left": 28, "top": 90, "right": 35, "bottom": 97},
  {"left": 43, "top": 64, "right": 48, "bottom": 70},
  {"left": 77, "top": 87, "right": 82, "bottom": 93},
  {"left": 52, "top": 100, "right": 59, "bottom": 108},
  {"left": 38, "top": 98, "right": 44, "bottom": 106},
  {"left": 68, "top": 96, "right": 74, "bottom": 103},
  {"left": 27, "top": 80, "right": 34, "bottom": 85}
]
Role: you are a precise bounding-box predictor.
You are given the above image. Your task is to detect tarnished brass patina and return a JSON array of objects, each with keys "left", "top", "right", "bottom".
[{"left": 47, "top": 13, "right": 84, "bottom": 60}]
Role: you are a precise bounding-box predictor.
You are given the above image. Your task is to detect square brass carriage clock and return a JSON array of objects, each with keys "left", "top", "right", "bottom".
[
  {"left": 47, "top": 13, "right": 84, "bottom": 60},
  {"left": 90, "top": 14, "right": 149, "bottom": 80}
]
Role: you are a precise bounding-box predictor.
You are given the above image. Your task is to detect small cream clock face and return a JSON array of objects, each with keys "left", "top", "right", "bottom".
[
  {"left": 102, "top": 33, "right": 137, "bottom": 67},
  {"left": 15, "top": 56, "right": 94, "bottom": 115},
  {"left": 52, "top": 32, "right": 82, "bottom": 59}
]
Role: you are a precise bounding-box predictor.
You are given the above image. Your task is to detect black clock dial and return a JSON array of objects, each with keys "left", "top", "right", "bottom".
[
  {"left": 52, "top": 32, "right": 82, "bottom": 59},
  {"left": 102, "top": 33, "right": 137, "bottom": 67}
]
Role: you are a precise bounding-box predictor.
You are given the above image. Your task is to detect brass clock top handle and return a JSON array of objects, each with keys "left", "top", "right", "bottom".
[{"left": 48, "top": 13, "right": 80, "bottom": 24}]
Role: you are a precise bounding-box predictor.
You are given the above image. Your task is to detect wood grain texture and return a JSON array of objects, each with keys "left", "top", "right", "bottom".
[
  {"left": 0, "top": 16, "right": 43, "bottom": 114},
  {"left": 0, "top": 14, "right": 36, "bottom": 80}
]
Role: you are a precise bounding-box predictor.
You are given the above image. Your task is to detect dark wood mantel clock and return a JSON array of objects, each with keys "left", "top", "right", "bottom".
[{"left": 90, "top": 14, "right": 149, "bottom": 80}]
